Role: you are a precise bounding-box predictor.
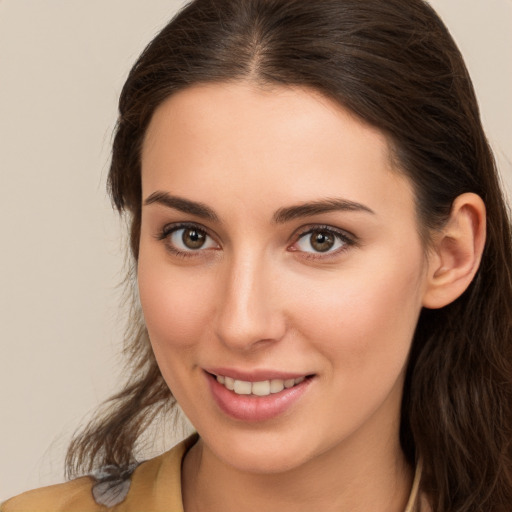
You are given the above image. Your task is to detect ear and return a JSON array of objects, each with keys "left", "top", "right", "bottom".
[{"left": 422, "top": 193, "right": 486, "bottom": 309}]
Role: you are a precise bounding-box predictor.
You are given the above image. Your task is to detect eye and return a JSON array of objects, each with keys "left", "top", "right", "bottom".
[
  {"left": 293, "top": 226, "right": 354, "bottom": 255},
  {"left": 159, "top": 223, "right": 219, "bottom": 254}
]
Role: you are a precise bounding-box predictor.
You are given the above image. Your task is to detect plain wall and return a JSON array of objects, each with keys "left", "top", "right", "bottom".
[{"left": 0, "top": 0, "right": 510, "bottom": 501}]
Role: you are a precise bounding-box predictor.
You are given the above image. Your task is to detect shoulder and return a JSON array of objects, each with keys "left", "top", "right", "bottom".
[
  {"left": 1, "top": 434, "right": 198, "bottom": 512},
  {"left": 1, "top": 476, "right": 98, "bottom": 512}
]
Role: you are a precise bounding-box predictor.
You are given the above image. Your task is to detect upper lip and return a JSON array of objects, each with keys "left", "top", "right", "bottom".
[{"left": 204, "top": 367, "right": 312, "bottom": 381}]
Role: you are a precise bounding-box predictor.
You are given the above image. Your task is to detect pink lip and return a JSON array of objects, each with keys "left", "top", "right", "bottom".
[{"left": 205, "top": 371, "right": 313, "bottom": 422}]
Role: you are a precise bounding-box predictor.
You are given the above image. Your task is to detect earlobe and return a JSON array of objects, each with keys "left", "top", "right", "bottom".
[{"left": 422, "top": 193, "right": 486, "bottom": 309}]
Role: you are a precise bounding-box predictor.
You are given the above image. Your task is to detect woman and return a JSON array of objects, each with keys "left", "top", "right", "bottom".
[{"left": 3, "top": 0, "right": 511, "bottom": 510}]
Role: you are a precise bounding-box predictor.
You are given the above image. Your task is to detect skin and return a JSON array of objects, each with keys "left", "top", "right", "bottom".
[{"left": 137, "top": 82, "right": 484, "bottom": 512}]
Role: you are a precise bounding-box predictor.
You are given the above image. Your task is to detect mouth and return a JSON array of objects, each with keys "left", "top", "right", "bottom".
[
  {"left": 212, "top": 373, "right": 308, "bottom": 396},
  {"left": 204, "top": 369, "right": 315, "bottom": 421}
]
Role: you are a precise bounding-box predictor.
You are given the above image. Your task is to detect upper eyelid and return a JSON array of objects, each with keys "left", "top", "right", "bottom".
[
  {"left": 159, "top": 221, "right": 214, "bottom": 238},
  {"left": 293, "top": 224, "right": 356, "bottom": 242}
]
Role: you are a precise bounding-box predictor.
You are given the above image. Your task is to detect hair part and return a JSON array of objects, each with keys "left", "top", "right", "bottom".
[{"left": 67, "top": 1, "right": 512, "bottom": 510}]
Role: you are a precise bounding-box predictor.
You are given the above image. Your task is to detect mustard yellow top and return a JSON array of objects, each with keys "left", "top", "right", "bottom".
[
  {"left": 2, "top": 435, "right": 424, "bottom": 511},
  {"left": 1, "top": 435, "right": 196, "bottom": 512}
]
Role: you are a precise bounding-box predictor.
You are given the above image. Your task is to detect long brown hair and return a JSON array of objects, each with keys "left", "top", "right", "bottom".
[{"left": 66, "top": 1, "right": 512, "bottom": 509}]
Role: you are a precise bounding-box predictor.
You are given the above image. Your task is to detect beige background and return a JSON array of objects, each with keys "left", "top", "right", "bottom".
[{"left": 0, "top": 0, "right": 510, "bottom": 501}]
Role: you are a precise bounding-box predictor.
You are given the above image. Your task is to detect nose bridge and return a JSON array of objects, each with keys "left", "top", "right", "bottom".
[{"left": 215, "top": 249, "right": 284, "bottom": 350}]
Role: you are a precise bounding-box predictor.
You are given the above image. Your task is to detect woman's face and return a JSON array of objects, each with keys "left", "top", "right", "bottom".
[{"left": 138, "top": 82, "right": 431, "bottom": 473}]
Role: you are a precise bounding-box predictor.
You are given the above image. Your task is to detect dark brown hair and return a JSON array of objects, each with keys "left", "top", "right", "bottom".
[{"left": 66, "top": 1, "right": 512, "bottom": 510}]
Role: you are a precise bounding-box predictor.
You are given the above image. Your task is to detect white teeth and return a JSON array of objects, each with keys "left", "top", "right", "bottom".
[
  {"left": 233, "top": 380, "right": 252, "bottom": 394},
  {"left": 252, "top": 380, "right": 271, "bottom": 396},
  {"left": 284, "top": 379, "right": 295, "bottom": 389},
  {"left": 216, "top": 375, "right": 307, "bottom": 396},
  {"left": 225, "top": 376, "right": 235, "bottom": 390},
  {"left": 270, "top": 379, "right": 285, "bottom": 393}
]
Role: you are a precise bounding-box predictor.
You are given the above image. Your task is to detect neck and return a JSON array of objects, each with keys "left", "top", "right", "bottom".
[{"left": 182, "top": 428, "right": 413, "bottom": 512}]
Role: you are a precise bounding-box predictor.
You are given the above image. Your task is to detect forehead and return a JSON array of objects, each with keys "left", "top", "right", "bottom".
[{"left": 141, "top": 82, "right": 415, "bottom": 224}]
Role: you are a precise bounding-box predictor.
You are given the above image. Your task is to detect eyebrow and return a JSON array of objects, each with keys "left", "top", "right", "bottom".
[
  {"left": 273, "top": 198, "right": 375, "bottom": 223},
  {"left": 143, "top": 191, "right": 374, "bottom": 223},
  {"left": 144, "top": 191, "right": 219, "bottom": 222}
]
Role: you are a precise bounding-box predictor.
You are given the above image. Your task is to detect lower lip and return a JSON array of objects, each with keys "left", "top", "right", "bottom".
[{"left": 206, "top": 373, "right": 312, "bottom": 422}]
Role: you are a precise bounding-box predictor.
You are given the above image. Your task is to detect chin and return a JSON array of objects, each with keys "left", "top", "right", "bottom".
[
  {"left": 222, "top": 446, "right": 310, "bottom": 474},
  {"left": 199, "top": 425, "right": 323, "bottom": 475}
]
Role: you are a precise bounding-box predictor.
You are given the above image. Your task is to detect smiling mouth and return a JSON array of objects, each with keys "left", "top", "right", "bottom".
[{"left": 212, "top": 374, "right": 311, "bottom": 396}]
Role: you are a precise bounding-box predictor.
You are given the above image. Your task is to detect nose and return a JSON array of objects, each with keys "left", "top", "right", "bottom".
[{"left": 214, "top": 252, "right": 287, "bottom": 352}]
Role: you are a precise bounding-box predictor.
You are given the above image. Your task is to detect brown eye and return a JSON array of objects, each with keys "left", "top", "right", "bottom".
[
  {"left": 294, "top": 226, "right": 351, "bottom": 255},
  {"left": 182, "top": 228, "right": 206, "bottom": 249},
  {"left": 164, "top": 225, "right": 218, "bottom": 253},
  {"left": 309, "top": 231, "right": 335, "bottom": 252}
]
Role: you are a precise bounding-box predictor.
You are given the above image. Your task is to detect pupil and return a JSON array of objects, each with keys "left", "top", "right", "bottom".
[
  {"left": 183, "top": 229, "right": 205, "bottom": 249},
  {"left": 311, "top": 231, "right": 334, "bottom": 252}
]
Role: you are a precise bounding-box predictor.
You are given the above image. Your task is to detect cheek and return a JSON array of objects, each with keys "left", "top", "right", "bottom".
[
  {"left": 137, "top": 257, "right": 215, "bottom": 353},
  {"left": 293, "top": 255, "right": 424, "bottom": 378}
]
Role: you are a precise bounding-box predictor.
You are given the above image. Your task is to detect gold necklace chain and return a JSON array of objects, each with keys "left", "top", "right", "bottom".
[{"left": 404, "top": 459, "right": 423, "bottom": 512}]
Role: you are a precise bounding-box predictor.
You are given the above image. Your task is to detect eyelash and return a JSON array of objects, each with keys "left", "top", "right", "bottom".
[
  {"left": 156, "top": 222, "right": 218, "bottom": 259},
  {"left": 156, "top": 222, "right": 356, "bottom": 259},
  {"left": 290, "top": 224, "right": 356, "bottom": 260}
]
